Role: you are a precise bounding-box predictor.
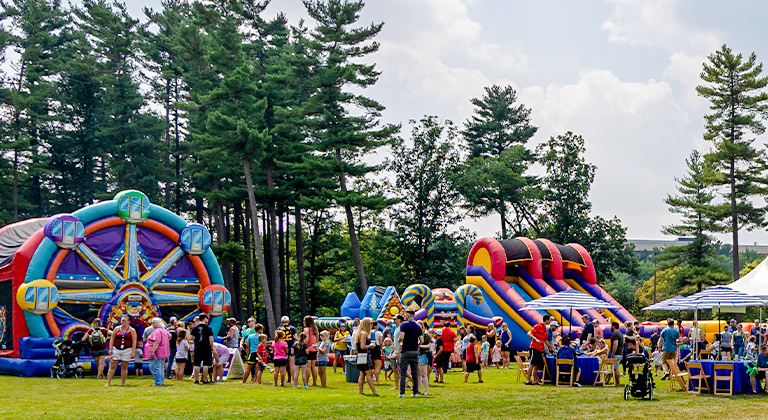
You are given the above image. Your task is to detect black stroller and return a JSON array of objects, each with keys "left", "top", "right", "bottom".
[
  {"left": 624, "top": 353, "right": 655, "bottom": 400},
  {"left": 50, "top": 339, "right": 87, "bottom": 379}
]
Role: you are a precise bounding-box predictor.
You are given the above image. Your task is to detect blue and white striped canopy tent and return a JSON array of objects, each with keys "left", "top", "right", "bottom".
[
  {"left": 641, "top": 296, "right": 693, "bottom": 311},
  {"left": 521, "top": 289, "right": 618, "bottom": 336},
  {"left": 681, "top": 286, "right": 768, "bottom": 354}
]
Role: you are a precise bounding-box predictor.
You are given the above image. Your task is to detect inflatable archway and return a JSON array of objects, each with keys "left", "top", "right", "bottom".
[{"left": 0, "top": 190, "right": 228, "bottom": 376}]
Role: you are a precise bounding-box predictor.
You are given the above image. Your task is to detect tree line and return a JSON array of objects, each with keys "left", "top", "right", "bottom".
[{"left": 0, "top": 0, "right": 636, "bottom": 332}]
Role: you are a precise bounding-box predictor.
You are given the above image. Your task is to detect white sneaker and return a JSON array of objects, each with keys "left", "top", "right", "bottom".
[
  {"left": 398, "top": 394, "right": 405, "bottom": 398},
  {"left": 411, "top": 394, "right": 418, "bottom": 398}
]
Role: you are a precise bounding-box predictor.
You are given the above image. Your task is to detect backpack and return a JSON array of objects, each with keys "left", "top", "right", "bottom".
[{"left": 89, "top": 329, "right": 106, "bottom": 347}]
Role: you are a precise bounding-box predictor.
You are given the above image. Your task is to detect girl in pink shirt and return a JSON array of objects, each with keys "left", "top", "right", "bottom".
[
  {"left": 304, "top": 316, "right": 319, "bottom": 386},
  {"left": 272, "top": 330, "right": 288, "bottom": 386}
]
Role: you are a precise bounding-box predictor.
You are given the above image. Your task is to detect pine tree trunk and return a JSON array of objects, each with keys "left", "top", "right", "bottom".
[
  {"left": 243, "top": 159, "right": 276, "bottom": 333},
  {"left": 214, "top": 201, "right": 238, "bottom": 320},
  {"left": 285, "top": 212, "right": 291, "bottom": 315},
  {"left": 174, "top": 78, "right": 181, "bottom": 214},
  {"left": 164, "top": 78, "right": 172, "bottom": 209},
  {"left": 243, "top": 203, "right": 254, "bottom": 317},
  {"left": 233, "top": 204, "right": 243, "bottom": 318},
  {"left": 335, "top": 148, "right": 368, "bottom": 294},
  {"left": 295, "top": 206, "right": 308, "bottom": 317},
  {"left": 730, "top": 157, "right": 739, "bottom": 281},
  {"left": 499, "top": 200, "right": 508, "bottom": 239},
  {"left": 266, "top": 166, "right": 282, "bottom": 320},
  {"left": 278, "top": 209, "right": 287, "bottom": 315}
]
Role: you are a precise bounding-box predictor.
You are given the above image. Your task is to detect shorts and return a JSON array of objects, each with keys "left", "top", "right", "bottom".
[
  {"left": 392, "top": 356, "right": 400, "bottom": 371},
  {"left": 247, "top": 353, "right": 260, "bottom": 365},
  {"left": 259, "top": 365, "right": 267, "bottom": 371},
  {"left": 466, "top": 362, "right": 481, "bottom": 372},
  {"left": 194, "top": 350, "right": 213, "bottom": 368},
  {"left": 91, "top": 349, "right": 108, "bottom": 357},
  {"left": 175, "top": 358, "right": 187, "bottom": 364},
  {"left": 501, "top": 345, "right": 510, "bottom": 352},
  {"left": 274, "top": 358, "right": 287, "bottom": 367},
  {"left": 661, "top": 351, "right": 676, "bottom": 366},
  {"left": 529, "top": 348, "right": 544, "bottom": 369},
  {"left": 135, "top": 363, "right": 143, "bottom": 370},
  {"left": 370, "top": 346, "right": 381, "bottom": 360},
  {"left": 295, "top": 357, "right": 308, "bottom": 367},
  {"left": 418, "top": 354, "right": 429, "bottom": 366},
  {"left": 756, "top": 371, "right": 766, "bottom": 380},
  {"left": 110, "top": 348, "right": 133, "bottom": 362},
  {"left": 317, "top": 361, "right": 328, "bottom": 367},
  {"left": 721, "top": 346, "right": 732, "bottom": 353},
  {"left": 481, "top": 353, "right": 489, "bottom": 362},
  {"left": 334, "top": 348, "right": 349, "bottom": 356},
  {"left": 307, "top": 351, "right": 317, "bottom": 361},
  {"left": 436, "top": 352, "right": 450, "bottom": 371}
]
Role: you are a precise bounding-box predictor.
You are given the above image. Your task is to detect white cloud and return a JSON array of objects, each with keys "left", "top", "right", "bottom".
[
  {"left": 602, "top": 0, "right": 720, "bottom": 52},
  {"left": 520, "top": 69, "right": 693, "bottom": 238}
]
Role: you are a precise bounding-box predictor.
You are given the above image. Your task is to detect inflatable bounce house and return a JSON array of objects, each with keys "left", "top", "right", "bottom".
[
  {"left": 320, "top": 236, "right": 644, "bottom": 353},
  {"left": 0, "top": 190, "right": 230, "bottom": 376}
]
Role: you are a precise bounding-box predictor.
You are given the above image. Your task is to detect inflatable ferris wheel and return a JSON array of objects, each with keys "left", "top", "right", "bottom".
[{"left": 0, "top": 190, "right": 229, "bottom": 358}]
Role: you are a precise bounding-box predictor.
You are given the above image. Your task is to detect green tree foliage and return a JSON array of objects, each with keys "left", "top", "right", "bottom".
[
  {"left": 696, "top": 44, "right": 768, "bottom": 281},
  {"left": 302, "top": 0, "right": 397, "bottom": 294},
  {"left": 388, "top": 116, "right": 462, "bottom": 286},
  {"left": 458, "top": 85, "right": 539, "bottom": 238},
  {"left": 660, "top": 150, "right": 730, "bottom": 292}
]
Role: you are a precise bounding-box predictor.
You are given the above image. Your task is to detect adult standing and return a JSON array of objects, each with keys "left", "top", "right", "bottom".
[
  {"left": 416, "top": 321, "right": 432, "bottom": 395},
  {"left": 82, "top": 318, "right": 109, "bottom": 379},
  {"left": 353, "top": 317, "right": 379, "bottom": 396},
  {"left": 500, "top": 323, "right": 512, "bottom": 369},
  {"left": 105, "top": 314, "right": 137, "bottom": 386},
  {"left": 165, "top": 318, "right": 178, "bottom": 379},
  {"left": 580, "top": 314, "right": 594, "bottom": 344},
  {"left": 303, "top": 316, "right": 319, "bottom": 386},
  {"left": 191, "top": 314, "right": 219, "bottom": 384},
  {"left": 750, "top": 320, "right": 763, "bottom": 347},
  {"left": 389, "top": 315, "right": 404, "bottom": 391},
  {"left": 609, "top": 322, "right": 624, "bottom": 385},
  {"left": 437, "top": 321, "right": 456, "bottom": 383},
  {"left": 728, "top": 319, "right": 738, "bottom": 333},
  {"left": 398, "top": 308, "right": 421, "bottom": 397},
  {"left": 369, "top": 323, "right": 383, "bottom": 384},
  {"left": 592, "top": 319, "right": 603, "bottom": 341},
  {"left": 278, "top": 316, "right": 297, "bottom": 384},
  {"left": 333, "top": 323, "right": 350, "bottom": 374},
  {"left": 146, "top": 317, "right": 171, "bottom": 386},
  {"left": 733, "top": 323, "right": 747, "bottom": 360},
  {"left": 659, "top": 319, "right": 680, "bottom": 380},
  {"left": 486, "top": 322, "right": 497, "bottom": 348},
  {"left": 720, "top": 324, "right": 733, "bottom": 361},
  {"left": 688, "top": 320, "right": 703, "bottom": 358},
  {"left": 225, "top": 317, "right": 240, "bottom": 349},
  {"left": 525, "top": 315, "right": 551, "bottom": 385}
]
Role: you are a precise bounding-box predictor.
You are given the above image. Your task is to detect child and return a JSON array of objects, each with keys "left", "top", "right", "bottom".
[
  {"left": 255, "top": 334, "right": 272, "bottom": 385},
  {"left": 492, "top": 341, "right": 502, "bottom": 368},
  {"left": 382, "top": 337, "right": 394, "bottom": 381},
  {"left": 463, "top": 336, "right": 483, "bottom": 383},
  {"left": 292, "top": 332, "right": 309, "bottom": 389},
  {"left": 651, "top": 345, "right": 663, "bottom": 376},
  {"left": 745, "top": 338, "right": 759, "bottom": 363},
  {"left": 317, "top": 330, "right": 331, "bottom": 388},
  {"left": 174, "top": 329, "right": 189, "bottom": 381},
  {"left": 480, "top": 335, "right": 490, "bottom": 368},
  {"left": 134, "top": 340, "right": 143, "bottom": 376},
  {"left": 272, "top": 330, "right": 288, "bottom": 386},
  {"left": 451, "top": 344, "right": 462, "bottom": 371},
  {"left": 710, "top": 334, "right": 721, "bottom": 360}
]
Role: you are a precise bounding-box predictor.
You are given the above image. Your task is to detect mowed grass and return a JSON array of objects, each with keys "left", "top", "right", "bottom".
[{"left": 1, "top": 367, "right": 766, "bottom": 420}]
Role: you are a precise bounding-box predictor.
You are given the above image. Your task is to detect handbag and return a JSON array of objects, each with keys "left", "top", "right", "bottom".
[{"left": 356, "top": 351, "right": 368, "bottom": 364}]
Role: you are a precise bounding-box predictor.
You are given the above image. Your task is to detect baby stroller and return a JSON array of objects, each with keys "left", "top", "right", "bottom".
[
  {"left": 50, "top": 339, "right": 87, "bottom": 379},
  {"left": 624, "top": 353, "right": 655, "bottom": 400}
]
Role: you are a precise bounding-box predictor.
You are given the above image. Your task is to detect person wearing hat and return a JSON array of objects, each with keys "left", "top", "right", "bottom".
[
  {"left": 579, "top": 314, "right": 593, "bottom": 344},
  {"left": 547, "top": 321, "right": 560, "bottom": 354},
  {"left": 279, "top": 316, "right": 298, "bottom": 384},
  {"left": 225, "top": 317, "right": 240, "bottom": 349},
  {"left": 397, "top": 308, "right": 421, "bottom": 397},
  {"left": 749, "top": 343, "right": 768, "bottom": 394}
]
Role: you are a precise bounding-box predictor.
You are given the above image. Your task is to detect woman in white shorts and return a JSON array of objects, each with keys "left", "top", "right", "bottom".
[{"left": 106, "top": 314, "right": 137, "bottom": 386}]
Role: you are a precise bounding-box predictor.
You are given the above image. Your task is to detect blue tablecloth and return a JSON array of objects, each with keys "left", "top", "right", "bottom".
[
  {"left": 687, "top": 360, "right": 760, "bottom": 394},
  {"left": 546, "top": 356, "right": 600, "bottom": 385}
]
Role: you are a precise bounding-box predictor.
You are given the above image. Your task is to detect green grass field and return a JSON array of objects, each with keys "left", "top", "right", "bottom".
[{"left": 1, "top": 368, "right": 765, "bottom": 420}]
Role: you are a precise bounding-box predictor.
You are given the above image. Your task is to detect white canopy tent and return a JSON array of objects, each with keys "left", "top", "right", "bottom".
[{"left": 728, "top": 257, "right": 768, "bottom": 299}]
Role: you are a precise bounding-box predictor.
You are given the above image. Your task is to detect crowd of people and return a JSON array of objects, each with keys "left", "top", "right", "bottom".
[{"left": 76, "top": 308, "right": 768, "bottom": 395}]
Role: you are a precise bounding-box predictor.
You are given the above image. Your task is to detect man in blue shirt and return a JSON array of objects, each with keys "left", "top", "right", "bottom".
[
  {"left": 660, "top": 319, "right": 680, "bottom": 380},
  {"left": 397, "top": 308, "right": 421, "bottom": 397},
  {"left": 749, "top": 343, "right": 768, "bottom": 394},
  {"left": 556, "top": 337, "right": 581, "bottom": 386}
]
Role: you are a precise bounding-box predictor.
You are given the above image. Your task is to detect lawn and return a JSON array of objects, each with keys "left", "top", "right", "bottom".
[{"left": 0, "top": 368, "right": 765, "bottom": 420}]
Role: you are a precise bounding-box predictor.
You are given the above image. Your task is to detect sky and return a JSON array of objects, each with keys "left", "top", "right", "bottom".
[{"left": 125, "top": 0, "right": 768, "bottom": 243}]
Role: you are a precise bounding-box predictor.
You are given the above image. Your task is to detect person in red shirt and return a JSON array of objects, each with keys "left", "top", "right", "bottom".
[
  {"left": 463, "top": 335, "right": 483, "bottom": 383},
  {"left": 526, "top": 315, "right": 552, "bottom": 385},
  {"left": 437, "top": 321, "right": 456, "bottom": 383}
]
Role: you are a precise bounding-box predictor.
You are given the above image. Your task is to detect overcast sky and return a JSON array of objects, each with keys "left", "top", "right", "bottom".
[{"left": 125, "top": 0, "right": 768, "bottom": 243}]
